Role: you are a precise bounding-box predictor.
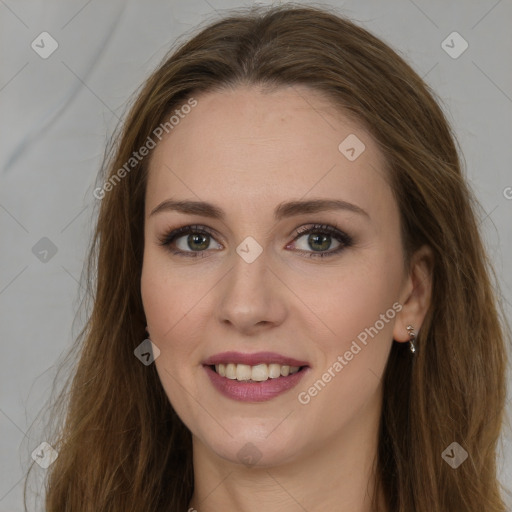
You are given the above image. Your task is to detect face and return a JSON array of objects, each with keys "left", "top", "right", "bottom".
[{"left": 141, "top": 84, "right": 410, "bottom": 467}]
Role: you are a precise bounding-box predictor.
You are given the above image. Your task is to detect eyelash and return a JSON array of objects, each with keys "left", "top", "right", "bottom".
[{"left": 157, "top": 223, "right": 353, "bottom": 259}]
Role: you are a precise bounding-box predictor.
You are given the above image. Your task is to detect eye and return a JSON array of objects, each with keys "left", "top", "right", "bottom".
[
  {"left": 157, "top": 224, "right": 222, "bottom": 258},
  {"left": 287, "top": 223, "right": 353, "bottom": 258},
  {"left": 158, "top": 223, "right": 353, "bottom": 259}
]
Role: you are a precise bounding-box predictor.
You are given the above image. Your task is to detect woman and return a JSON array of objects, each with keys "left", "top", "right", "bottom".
[{"left": 26, "top": 4, "right": 509, "bottom": 511}]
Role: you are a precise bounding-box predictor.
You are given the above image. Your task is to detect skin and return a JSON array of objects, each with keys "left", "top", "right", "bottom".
[{"left": 141, "top": 84, "right": 433, "bottom": 512}]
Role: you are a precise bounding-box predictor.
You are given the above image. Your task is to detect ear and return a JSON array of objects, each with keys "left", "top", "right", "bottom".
[{"left": 393, "top": 244, "right": 434, "bottom": 343}]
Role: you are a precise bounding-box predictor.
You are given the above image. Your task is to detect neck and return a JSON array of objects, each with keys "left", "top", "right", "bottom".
[{"left": 188, "top": 389, "right": 387, "bottom": 512}]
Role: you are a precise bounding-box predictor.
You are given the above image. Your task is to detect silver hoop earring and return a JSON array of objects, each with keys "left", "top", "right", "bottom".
[{"left": 406, "top": 325, "right": 416, "bottom": 354}]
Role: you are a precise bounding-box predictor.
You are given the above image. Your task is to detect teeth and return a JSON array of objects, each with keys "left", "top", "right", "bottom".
[
  {"left": 214, "top": 363, "right": 302, "bottom": 382},
  {"left": 251, "top": 364, "right": 269, "bottom": 382},
  {"left": 236, "top": 364, "right": 252, "bottom": 381},
  {"left": 225, "top": 363, "right": 237, "bottom": 380},
  {"left": 268, "top": 363, "right": 281, "bottom": 379}
]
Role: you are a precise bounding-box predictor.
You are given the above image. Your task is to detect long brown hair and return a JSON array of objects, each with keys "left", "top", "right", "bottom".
[{"left": 24, "top": 4, "right": 510, "bottom": 511}]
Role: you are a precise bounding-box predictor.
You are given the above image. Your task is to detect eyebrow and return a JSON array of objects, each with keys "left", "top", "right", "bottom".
[{"left": 150, "top": 198, "right": 370, "bottom": 220}]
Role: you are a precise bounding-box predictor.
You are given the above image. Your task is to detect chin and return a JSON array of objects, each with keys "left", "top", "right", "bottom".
[
  {"left": 195, "top": 418, "right": 308, "bottom": 468},
  {"left": 213, "top": 438, "right": 300, "bottom": 468}
]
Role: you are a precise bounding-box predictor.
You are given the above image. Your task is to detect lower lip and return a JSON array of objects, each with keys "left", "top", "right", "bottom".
[{"left": 204, "top": 365, "right": 309, "bottom": 402}]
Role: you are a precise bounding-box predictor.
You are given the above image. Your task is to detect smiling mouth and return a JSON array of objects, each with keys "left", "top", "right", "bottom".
[{"left": 209, "top": 363, "right": 307, "bottom": 382}]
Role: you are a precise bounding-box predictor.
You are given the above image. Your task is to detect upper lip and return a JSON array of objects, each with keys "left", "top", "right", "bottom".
[{"left": 203, "top": 351, "right": 310, "bottom": 367}]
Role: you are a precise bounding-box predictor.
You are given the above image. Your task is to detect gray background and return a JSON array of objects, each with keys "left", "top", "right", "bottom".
[{"left": 1, "top": 0, "right": 511, "bottom": 510}]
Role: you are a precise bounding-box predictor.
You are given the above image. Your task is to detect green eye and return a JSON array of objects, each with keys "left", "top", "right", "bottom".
[{"left": 158, "top": 223, "right": 352, "bottom": 259}]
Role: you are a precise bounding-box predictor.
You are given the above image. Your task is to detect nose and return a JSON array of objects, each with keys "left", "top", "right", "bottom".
[{"left": 215, "top": 246, "right": 288, "bottom": 335}]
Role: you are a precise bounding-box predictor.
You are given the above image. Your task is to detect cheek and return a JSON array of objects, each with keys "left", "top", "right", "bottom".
[
  {"left": 295, "top": 253, "right": 402, "bottom": 408},
  {"left": 298, "top": 258, "right": 402, "bottom": 349},
  {"left": 140, "top": 248, "right": 199, "bottom": 338},
  {"left": 141, "top": 259, "right": 199, "bottom": 425},
  {"left": 140, "top": 253, "right": 193, "bottom": 386},
  {"left": 140, "top": 250, "right": 209, "bottom": 394},
  {"left": 141, "top": 274, "right": 181, "bottom": 342}
]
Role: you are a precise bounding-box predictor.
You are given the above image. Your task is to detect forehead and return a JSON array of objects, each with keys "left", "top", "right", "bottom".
[{"left": 146, "top": 85, "right": 392, "bottom": 220}]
